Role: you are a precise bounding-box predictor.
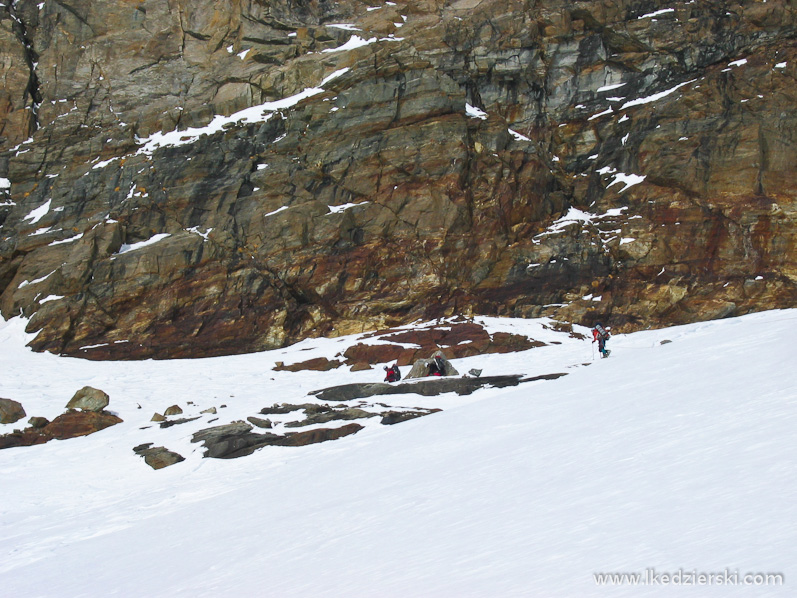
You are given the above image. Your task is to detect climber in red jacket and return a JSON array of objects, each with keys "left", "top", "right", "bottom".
[{"left": 592, "top": 323, "right": 611, "bottom": 358}]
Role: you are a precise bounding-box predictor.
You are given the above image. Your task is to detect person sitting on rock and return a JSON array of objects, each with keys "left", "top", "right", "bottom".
[
  {"left": 384, "top": 364, "right": 401, "bottom": 383},
  {"left": 427, "top": 354, "right": 446, "bottom": 377}
]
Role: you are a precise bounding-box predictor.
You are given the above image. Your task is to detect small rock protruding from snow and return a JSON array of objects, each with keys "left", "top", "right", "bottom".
[{"left": 133, "top": 444, "right": 185, "bottom": 470}]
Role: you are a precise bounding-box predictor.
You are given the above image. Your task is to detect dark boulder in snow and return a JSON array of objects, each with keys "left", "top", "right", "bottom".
[
  {"left": 0, "top": 398, "right": 26, "bottom": 424},
  {"left": 311, "top": 374, "right": 550, "bottom": 402},
  {"left": 191, "top": 421, "right": 364, "bottom": 459},
  {"left": 247, "top": 416, "right": 272, "bottom": 429},
  {"left": 133, "top": 444, "right": 185, "bottom": 470},
  {"left": 283, "top": 407, "right": 377, "bottom": 428},
  {"left": 28, "top": 416, "right": 50, "bottom": 429},
  {"left": 380, "top": 409, "right": 442, "bottom": 425},
  {"left": 66, "top": 387, "right": 110, "bottom": 412},
  {"left": 273, "top": 357, "right": 343, "bottom": 372},
  {"left": 159, "top": 417, "right": 200, "bottom": 429}
]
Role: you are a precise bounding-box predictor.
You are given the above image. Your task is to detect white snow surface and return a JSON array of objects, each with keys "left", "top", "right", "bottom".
[
  {"left": 466, "top": 103, "right": 488, "bottom": 119},
  {"left": 608, "top": 171, "right": 647, "bottom": 192},
  {"left": 322, "top": 35, "right": 377, "bottom": 53},
  {"left": 23, "top": 198, "right": 52, "bottom": 224},
  {"left": 621, "top": 79, "right": 697, "bottom": 111},
  {"left": 638, "top": 8, "right": 675, "bottom": 19},
  {"left": 1, "top": 310, "right": 795, "bottom": 597},
  {"left": 116, "top": 233, "right": 171, "bottom": 254}
]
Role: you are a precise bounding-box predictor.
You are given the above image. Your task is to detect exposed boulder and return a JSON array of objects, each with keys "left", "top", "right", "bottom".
[
  {"left": 0, "top": 398, "right": 26, "bottom": 424},
  {"left": 0, "top": 410, "right": 122, "bottom": 449},
  {"left": 273, "top": 357, "right": 343, "bottom": 372},
  {"left": 0, "top": 429, "right": 49, "bottom": 450},
  {"left": 283, "top": 424, "right": 363, "bottom": 447},
  {"left": 310, "top": 374, "right": 548, "bottom": 402},
  {"left": 164, "top": 405, "right": 183, "bottom": 416},
  {"left": 28, "top": 416, "right": 49, "bottom": 429},
  {"left": 191, "top": 422, "right": 262, "bottom": 459},
  {"left": 133, "top": 444, "right": 185, "bottom": 470},
  {"left": 405, "top": 353, "right": 459, "bottom": 379},
  {"left": 284, "top": 407, "right": 377, "bottom": 428},
  {"left": 259, "top": 403, "right": 329, "bottom": 416},
  {"left": 381, "top": 409, "right": 442, "bottom": 425},
  {"left": 247, "top": 416, "right": 272, "bottom": 429},
  {"left": 151, "top": 413, "right": 166, "bottom": 422},
  {"left": 66, "top": 387, "right": 110, "bottom": 412},
  {"left": 341, "top": 321, "right": 545, "bottom": 369},
  {"left": 191, "top": 421, "right": 364, "bottom": 459}
]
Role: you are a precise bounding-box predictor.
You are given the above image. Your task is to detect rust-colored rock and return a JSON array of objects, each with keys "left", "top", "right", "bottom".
[
  {"left": 0, "top": 410, "right": 122, "bottom": 449},
  {"left": 273, "top": 357, "right": 343, "bottom": 372},
  {"left": 341, "top": 321, "right": 543, "bottom": 369},
  {"left": 43, "top": 411, "right": 123, "bottom": 440},
  {"left": 282, "top": 423, "right": 364, "bottom": 447}
]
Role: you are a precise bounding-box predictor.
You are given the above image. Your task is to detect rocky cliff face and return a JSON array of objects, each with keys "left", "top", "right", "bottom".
[{"left": 0, "top": 0, "right": 795, "bottom": 359}]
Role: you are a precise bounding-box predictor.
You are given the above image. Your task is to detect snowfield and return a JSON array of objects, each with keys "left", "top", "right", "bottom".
[{"left": 1, "top": 310, "right": 795, "bottom": 597}]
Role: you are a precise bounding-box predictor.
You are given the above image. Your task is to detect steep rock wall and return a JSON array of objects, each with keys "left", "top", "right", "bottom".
[{"left": 0, "top": 0, "right": 795, "bottom": 358}]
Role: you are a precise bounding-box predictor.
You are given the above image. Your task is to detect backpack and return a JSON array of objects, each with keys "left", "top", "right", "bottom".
[
  {"left": 594, "top": 323, "right": 609, "bottom": 340},
  {"left": 384, "top": 365, "right": 401, "bottom": 382}
]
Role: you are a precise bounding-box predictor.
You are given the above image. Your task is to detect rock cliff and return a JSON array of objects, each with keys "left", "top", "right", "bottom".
[{"left": 0, "top": 0, "right": 795, "bottom": 358}]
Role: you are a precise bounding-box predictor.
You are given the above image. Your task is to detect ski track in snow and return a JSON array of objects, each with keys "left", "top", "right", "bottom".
[{"left": 1, "top": 310, "right": 796, "bottom": 597}]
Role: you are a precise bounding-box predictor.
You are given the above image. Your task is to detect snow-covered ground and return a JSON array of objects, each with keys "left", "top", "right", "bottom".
[{"left": 1, "top": 310, "right": 795, "bottom": 597}]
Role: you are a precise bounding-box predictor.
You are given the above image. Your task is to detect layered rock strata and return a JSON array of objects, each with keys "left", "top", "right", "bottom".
[{"left": 0, "top": 0, "right": 794, "bottom": 359}]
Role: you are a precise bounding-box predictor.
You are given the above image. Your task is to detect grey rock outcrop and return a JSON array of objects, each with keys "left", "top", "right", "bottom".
[
  {"left": 0, "top": 398, "right": 25, "bottom": 424},
  {"left": 0, "top": 410, "right": 122, "bottom": 449},
  {"left": 381, "top": 410, "right": 441, "bottom": 426},
  {"left": 310, "top": 374, "right": 546, "bottom": 402},
  {"left": 65, "top": 386, "right": 109, "bottom": 412},
  {"left": 191, "top": 420, "right": 364, "bottom": 459},
  {"left": 246, "top": 416, "right": 272, "bottom": 429}
]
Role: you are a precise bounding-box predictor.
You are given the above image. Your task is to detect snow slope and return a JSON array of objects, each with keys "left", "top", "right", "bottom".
[{"left": 1, "top": 310, "right": 795, "bottom": 597}]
